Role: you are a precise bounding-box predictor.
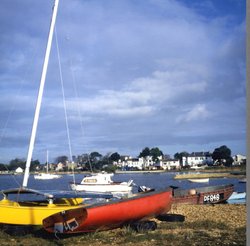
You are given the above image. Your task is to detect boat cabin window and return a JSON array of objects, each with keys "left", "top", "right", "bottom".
[{"left": 83, "top": 178, "right": 97, "bottom": 183}]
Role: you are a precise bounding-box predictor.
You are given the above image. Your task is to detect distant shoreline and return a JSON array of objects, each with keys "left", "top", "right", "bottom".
[{"left": 0, "top": 166, "right": 245, "bottom": 176}]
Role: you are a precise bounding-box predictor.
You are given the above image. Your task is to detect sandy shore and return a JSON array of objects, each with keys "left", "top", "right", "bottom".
[{"left": 174, "top": 173, "right": 246, "bottom": 179}]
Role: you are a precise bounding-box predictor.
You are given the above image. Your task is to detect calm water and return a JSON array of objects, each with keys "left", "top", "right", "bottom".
[{"left": 0, "top": 172, "right": 245, "bottom": 195}]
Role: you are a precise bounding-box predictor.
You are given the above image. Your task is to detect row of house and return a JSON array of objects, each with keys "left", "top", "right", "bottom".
[
  {"left": 114, "top": 152, "right": 246, "bottom": 171},
  {"left": 14, "top": 152, "right": 245, "bottom": 173}
]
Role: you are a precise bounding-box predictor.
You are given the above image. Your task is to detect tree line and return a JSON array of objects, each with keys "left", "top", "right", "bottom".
[{"left": 0, "top": 145, "right": 237, "bottom": 172}]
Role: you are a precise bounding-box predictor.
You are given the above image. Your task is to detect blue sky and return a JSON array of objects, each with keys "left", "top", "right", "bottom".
[{"left": 0, "top": 0, "right": 246, "bottom": 164}]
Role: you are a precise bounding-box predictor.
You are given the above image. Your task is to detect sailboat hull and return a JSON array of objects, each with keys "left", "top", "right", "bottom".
[
  {"left": 34, "top": 173, "right": 62, "bottom": 180},
  {"left": 0, "top": 198, "right": 84, "bottom": 226}
]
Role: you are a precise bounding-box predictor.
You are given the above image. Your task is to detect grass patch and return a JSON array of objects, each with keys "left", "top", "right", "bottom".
[
  {"left": 159, "top": 220, "right": 229, "bottom": 231},
  {"left": 0, "top": 217, "right": 245, "bottom": 246}
]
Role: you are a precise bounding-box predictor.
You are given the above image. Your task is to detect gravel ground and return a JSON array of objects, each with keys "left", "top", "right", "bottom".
[{"left": 169, "top": 203, "right": 246, "bottom": 228}]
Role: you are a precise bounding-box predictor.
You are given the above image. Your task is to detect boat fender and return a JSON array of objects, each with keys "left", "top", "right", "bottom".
[
  {"left": 156, "top": 213, "right": 185, "bottom": 222},
  {"left": 188, "top": 189, "right": 196, "bottom": 195}
]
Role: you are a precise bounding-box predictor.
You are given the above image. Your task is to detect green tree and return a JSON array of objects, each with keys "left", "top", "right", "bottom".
[
  {"left": 30, "top": 159, "right": 40, "bottom": 171},
  {"left": 55, "top": 156, "right": 68, "bottom": 164},
  {"left": 174, "top": 152, "right": 189, "bottom": 165},
  {"left": 139, "top": 147, "right": 151, "bottom": 158},
  {"left": 109, "top": 152, "right": 120, "bottom": 162},
  {"left": 150, "top": 147, "right": 163, "bottom": 161},
  {"left": 9, "top": 158, "right": 26, "bottom": 170},
  {"left": 0, "top": 163, "right": 7, "bottom": 171},
  {"left": 89, "top": 152, "right": 102, "bottom": 162},
  {"left": 212, "top": 145, "right": 233, "bottom": 166}
]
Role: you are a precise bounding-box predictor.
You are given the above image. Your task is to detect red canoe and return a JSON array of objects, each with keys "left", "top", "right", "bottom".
[{"left": 43, "top": 188, "right": 172, "bottom": 234}]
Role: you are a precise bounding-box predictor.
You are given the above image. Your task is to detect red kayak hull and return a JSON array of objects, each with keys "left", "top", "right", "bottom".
[{"left": 43, "top": 188, "right": 172, "bottom": 233}]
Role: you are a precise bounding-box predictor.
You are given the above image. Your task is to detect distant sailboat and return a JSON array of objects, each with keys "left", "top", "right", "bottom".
[
  {"left": 0, "top": 0, "right": 85, "bottom": 226},
  {"left": 34, "top": 150, "right": 62, "bottom": 180}
]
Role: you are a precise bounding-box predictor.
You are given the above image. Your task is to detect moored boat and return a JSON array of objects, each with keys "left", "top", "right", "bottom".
[
  {"left": 34, "top": 151, "right": 62, "bottom": 180},
  {"left": 70, "top": 172, "right": 133, "bottom": 193},
  {"left": 34, "top": 173, "right": 62, "bottom": 180},
  {"left": 43, "top": 187, "right": 172, "bottom": 234},
  {"left": 227, "top": 191, "right": 246, "bottom": 202},
  {"left": 172, "top": 184, "right": 234, "bottom": 204},
  {"left": 188, "top": 178, "right": 209, "bottom": 183},
  {"left": 239, "top": 178, "right": 246, "bottom": 183}
]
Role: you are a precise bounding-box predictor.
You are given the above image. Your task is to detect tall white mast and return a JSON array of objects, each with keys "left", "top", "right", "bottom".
[
  {"left": 23, "top": 0, "right": 60, "bottom": 187},
  {"left": 46, "top": 150, "right": 49, "bottom": 173}
]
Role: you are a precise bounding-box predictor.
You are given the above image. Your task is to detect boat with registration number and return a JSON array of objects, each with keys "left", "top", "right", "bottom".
[{"left": 172, "top": 184, "right": 234, "bottom": 204}]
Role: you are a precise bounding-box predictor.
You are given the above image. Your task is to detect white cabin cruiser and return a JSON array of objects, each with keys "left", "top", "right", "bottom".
[{"left": 70, "top": 173, "right": 133, "bottom": 193}]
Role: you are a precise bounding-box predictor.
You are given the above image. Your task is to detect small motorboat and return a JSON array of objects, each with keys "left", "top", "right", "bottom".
[
  {"left": 70, "top": 172, "right": 133, "bottom": 193},
  {"left": 43, "top": 187, "right": 173, "bottom": 234},
  {"left": 172, "top": 184, "right": 234, "bottom": 204},
  {"left": 188, "top": 178, "right": 209, "bottom": 183},
  {"left": 227, "top": 191, "right": 246, "bottom": 204}
]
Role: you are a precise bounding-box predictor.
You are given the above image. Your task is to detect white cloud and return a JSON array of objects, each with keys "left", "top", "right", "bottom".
[
  {"left": 176, "top": 104, "right": 211, "bottom": 123},
  {"left": 0, "top": 0, "right": 245, "bottom": 162}
]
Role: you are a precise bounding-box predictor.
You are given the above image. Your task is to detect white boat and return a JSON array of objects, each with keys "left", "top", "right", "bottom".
[
  {"left": 34, "top": 173, "right": 62, "bottom": 180},
  {"left": 228, "top": 192, "right": 246, "bottom": 200},
  {"left": 34, "top": 151, "right": 62, "bottom": 180},
  {"left": 70, "top": 172, "right": 133, "bottom": 193},
  {"left": 190, "top": 165, "right": 207, "bottom": 170},
  {"left": 188, "top": 178, "right": 209, "bottom": 183},
  {"left": 239, "top": 178, "right": 246, "bottom": 183}
]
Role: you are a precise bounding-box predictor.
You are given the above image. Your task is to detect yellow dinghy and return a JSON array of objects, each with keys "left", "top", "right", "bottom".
[{"left": 0, "top": 188, "right": 84, "bottom": 226}]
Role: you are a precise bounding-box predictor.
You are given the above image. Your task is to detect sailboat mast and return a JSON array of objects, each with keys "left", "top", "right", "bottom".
[
  {"left": 23, "top": 0, "right": 60, "bottom": 187},
  {"left": 46, "top": 150, "right": 49, "bottom": 173}
]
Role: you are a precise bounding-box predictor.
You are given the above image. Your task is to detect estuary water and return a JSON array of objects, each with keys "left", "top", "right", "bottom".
[{"left": 0, "top": 172, "right": 245, "bottom": 196}]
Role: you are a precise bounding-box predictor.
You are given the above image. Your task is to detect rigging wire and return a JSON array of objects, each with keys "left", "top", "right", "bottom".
[
  {"left": 66, "top": 37, "right": 93, "bottom": 174},
  {"left": 55, "top": 26, "right": 74, "bottom": 182}
]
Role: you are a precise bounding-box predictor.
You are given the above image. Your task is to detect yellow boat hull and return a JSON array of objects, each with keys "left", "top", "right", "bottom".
[{"left": 0, "top": 198, "right": 84, "bottom": 226}]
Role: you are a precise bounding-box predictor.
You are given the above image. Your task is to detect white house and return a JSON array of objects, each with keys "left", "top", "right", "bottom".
[
  {"left": 232, "top": 154, "right": 246, "bottom": 165},
  {"left": 56, "top": 162, "right": 66, "bottom": 171},
  {"left": 114, "top": 155, "right": 156, "bottom": 170},
  {"left": 182, "top": 152, "right": 213, "bottom": 167},
  {"left": 15, "top": 167, "right": 23, "bottom": 173},
  {"left": 155, "top": 158, "right": 180, "bottom": 170}
]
